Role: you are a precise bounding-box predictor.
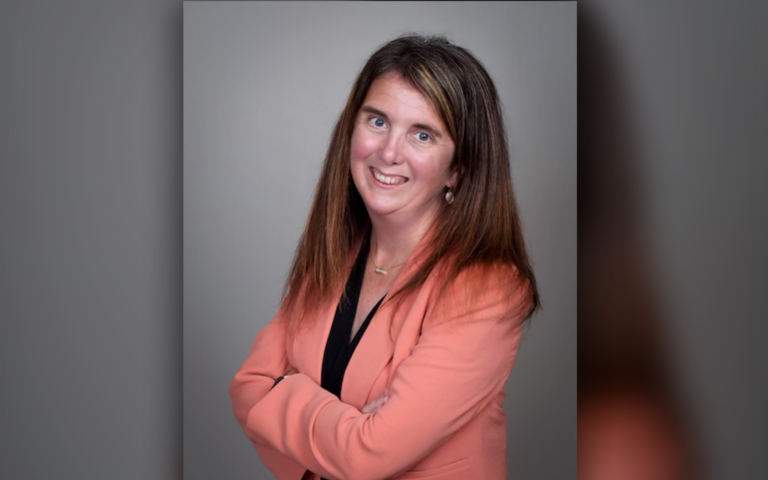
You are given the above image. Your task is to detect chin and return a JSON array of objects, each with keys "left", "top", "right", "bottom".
[
  {"left": 358, "top": 194, "right": 398, "bottom": 217},
  {"left": 363, "top": 202, "right": 399, "bottom": 218}
]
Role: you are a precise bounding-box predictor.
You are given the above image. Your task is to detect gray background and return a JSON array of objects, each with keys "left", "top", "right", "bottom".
[{"left": 184, "top": 2, "right": 576, "bottom": 479}]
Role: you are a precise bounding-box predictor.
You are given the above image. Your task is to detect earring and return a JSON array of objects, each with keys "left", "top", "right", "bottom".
[{"left": 445, "top": 187, "right": 455, "bottom": 205}]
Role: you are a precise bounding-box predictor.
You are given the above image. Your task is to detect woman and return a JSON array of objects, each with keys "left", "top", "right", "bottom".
[{"left": 230, "top": 34, "right": 539, "bottom": 480}]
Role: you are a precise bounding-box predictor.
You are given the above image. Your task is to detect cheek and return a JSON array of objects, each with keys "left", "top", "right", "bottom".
[
  {"left": 432, "top": 147, "right": 457, "bottom": 183},
  {"left": 411, "top": 152, "right": 450, "bottom": 183},
  {"left": 350, "top": 129, "right": 379, "bottom": 162}
]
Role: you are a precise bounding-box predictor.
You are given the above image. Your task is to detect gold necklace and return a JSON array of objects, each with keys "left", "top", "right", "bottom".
[
  {"left": 370, "top": 239, "right": 407, "bottom": 275},
  {"left": 370, "top": 256, "right": 406, "bottom": 275}
]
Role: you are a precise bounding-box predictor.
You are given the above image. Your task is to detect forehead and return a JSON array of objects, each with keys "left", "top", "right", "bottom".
[{"left": 362, "top": 73, "right": 442, "bottom": 121}]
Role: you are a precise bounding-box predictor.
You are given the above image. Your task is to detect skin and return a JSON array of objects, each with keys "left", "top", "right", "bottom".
[
  {"left": 348, "top": 71, "right": 458, "bottom": 353},
  {"left": 287, "top": 72, "right": 458, "bottom": 415},
  {"left": 349, "top": 71, "right": 458, "bottom": 242}
]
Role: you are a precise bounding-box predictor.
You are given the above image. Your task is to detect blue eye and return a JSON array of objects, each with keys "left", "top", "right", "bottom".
[
  {"left": 370, "top": 117, "right": 385, "bottom": 128},
  {"left": 417, "top": 132, "right": 431, "bottom": 142}
]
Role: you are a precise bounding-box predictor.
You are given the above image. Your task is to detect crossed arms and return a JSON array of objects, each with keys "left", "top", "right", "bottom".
[{"left": 230, "top": 270, "right": 527, "bottom": 480}]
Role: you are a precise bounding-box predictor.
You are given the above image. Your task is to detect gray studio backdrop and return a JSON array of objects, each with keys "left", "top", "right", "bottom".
[{"left": 184, "top": 2, "right": 576, "bottom": 479}]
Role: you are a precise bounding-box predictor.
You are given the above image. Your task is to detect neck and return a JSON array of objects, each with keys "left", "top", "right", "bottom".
[{"left": 368, "top": 211, "right": 437, "bottom": 266}]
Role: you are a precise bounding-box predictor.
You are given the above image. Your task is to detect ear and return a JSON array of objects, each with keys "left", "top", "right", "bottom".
[{"left": 446, "top": 167, "right": 460, "bottom": 189}]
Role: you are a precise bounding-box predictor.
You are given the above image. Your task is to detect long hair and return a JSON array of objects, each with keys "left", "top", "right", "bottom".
[{"left": 280, "top": 34, "right": 540, "bottom": 334}]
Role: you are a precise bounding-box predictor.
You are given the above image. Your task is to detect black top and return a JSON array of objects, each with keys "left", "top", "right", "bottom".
[
  {"left": 321, "top": 233, "right": 385, "bottom": 399},
  {"left": 318, "top": 234, "right": 384, "bottom": 480}
]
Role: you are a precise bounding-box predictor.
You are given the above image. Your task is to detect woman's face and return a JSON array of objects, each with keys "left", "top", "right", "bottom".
[{"left": 350, "top": 72, "right": 457, "bottom": 228}]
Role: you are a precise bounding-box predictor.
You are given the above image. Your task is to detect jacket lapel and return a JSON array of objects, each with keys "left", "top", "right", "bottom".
[
  {"left": 339, "top": 298, "right": 396, "bottom": 408},
  {"left": 340, "top": 228, "right": 436, "bottom": 408}
]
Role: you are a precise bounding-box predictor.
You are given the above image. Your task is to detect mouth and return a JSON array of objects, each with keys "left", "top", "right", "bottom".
[{"left": 370, "top": 167, "right": 408, "bottom": 186}]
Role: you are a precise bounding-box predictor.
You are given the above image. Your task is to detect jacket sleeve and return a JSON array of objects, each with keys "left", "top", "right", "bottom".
[
  {"left": 229, "top": 316, "right": 292, "bottom": 441},
  {"left": 236, "top": 269, "right": 529, "bottom": 480},
  {"left": 229, "top": 313, "right": 310, "bottom": 479}
]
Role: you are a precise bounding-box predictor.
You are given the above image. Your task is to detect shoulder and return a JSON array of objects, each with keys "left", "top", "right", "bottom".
[{"left": 425, "top": 261, "right": 533, "bottom": 330}]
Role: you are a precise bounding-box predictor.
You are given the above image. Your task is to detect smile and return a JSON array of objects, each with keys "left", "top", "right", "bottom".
[{"left": 370, "top": 167, "right": 408, "bottom": 185}]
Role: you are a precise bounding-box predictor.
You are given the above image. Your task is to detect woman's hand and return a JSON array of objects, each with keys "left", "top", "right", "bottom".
[
  {"left": 361, "top": 388, "right": 390, "bottom": 414},
  {"left": 285, "top": 367, "right": 299, "bottom": 376}
]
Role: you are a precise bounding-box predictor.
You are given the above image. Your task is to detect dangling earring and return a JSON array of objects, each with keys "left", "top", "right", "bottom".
[{"left": 445, "top": 187, "right": 455, "bottom": 205}]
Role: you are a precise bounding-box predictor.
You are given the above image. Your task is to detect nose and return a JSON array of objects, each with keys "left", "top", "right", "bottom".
[{"left": 380, "top": 132, "right": 403, "bottom": 165}]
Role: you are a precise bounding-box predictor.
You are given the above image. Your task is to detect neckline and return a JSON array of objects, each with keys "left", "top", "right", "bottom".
[{"left": 345, "top": 232, "right": 386, "bottom": 346}]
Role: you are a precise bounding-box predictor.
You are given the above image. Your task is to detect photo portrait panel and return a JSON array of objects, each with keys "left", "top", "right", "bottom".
[{"left": 184, "top": 2, "right": 575, "bottom": 479}]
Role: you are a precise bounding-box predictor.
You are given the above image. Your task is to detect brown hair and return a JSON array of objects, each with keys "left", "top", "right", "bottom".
[{"left": 280, "top": 34, "right": 540, "bottom": 334}]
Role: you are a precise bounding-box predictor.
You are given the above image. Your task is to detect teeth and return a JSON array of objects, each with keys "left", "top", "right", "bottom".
[{"left": 373, "top": 170, "right": 406, "bottom": 185}]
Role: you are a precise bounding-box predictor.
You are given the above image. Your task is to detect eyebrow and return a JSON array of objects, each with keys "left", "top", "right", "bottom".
[{"left": 360, "top": 105, "right": 444, "bottom": 140}]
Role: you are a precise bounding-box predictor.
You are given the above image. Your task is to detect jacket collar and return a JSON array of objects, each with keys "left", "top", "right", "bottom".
[{"left": 340, "top": 222, "right": 439, "bottom": 407}]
